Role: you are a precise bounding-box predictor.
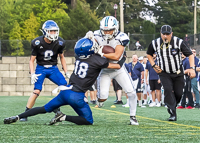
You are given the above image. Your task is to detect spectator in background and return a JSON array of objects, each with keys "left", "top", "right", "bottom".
[
  {"left": 112, "top": 79, "right": 123, "bottom": 104},
  {"left": 142, "top": 56, "right": 152, "bottom": 106},
  {"left": 85, "top": 82, "right": 97, "bottom": 104},
  {"left": 177, "top": 53, "right": 194, "bottom": 109},
  {"left": 184, "top": 34, "right": 190, "bottom": 47},
  {"left": 145, "top": 53, "right": 161, "bottom": 107},
  {"left": 127, "top": 55, "right": 144, "bottom": 107},
  {"left": 191, "top": 49, "right": 200, "bottom": 108},
  {"left": 136, "top": 41, "right": 143, "bottom": 51}
]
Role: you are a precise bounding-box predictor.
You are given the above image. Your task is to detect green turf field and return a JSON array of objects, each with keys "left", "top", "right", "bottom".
[{"left": 1, "top": 96, "right": 200, "bottom": 143}]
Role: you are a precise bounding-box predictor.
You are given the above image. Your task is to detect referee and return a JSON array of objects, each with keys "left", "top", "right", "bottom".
[{"left": 147, "top": 25, "right": 196, "bottom": 121}]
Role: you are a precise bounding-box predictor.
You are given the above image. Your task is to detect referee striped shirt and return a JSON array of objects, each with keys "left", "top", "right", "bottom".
[{"left": 147, "top": 36, "right": 192, "bottom": 74}]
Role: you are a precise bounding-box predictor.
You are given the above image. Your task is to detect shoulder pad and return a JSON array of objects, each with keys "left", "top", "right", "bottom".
[
  {"left": 57, "top": 37, "right": 65, "bottom": 46},
  {"left": 115, "top": 32, "right": 130, "bottom": 47},
  {"left": 94, "top": 30, "right": 101, "bottom": 36},
  {"left": 32, "top": 36, "right": 42, "bottom": 46}
]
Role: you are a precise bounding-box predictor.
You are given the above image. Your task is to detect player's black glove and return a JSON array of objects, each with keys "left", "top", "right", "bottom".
[{"left": 117, "top": 56, "right": 126, "bottom": 67}]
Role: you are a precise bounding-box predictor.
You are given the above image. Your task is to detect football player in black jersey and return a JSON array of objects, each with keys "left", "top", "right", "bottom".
[
  {"left": 20, "top": 20, "right": 70, "bottom": 122},
  {"left": 4, "top": 38, "right": 125, "bottom": 125}
]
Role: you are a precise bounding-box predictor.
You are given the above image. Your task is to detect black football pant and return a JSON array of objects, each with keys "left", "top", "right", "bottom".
[{"left": 159, "top": 72, "right": 184, "bottom": 115}]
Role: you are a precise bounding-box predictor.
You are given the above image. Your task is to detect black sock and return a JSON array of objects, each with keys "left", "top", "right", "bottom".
[
  {"left": 25, "top": 107, "right": 30, "bottom": 112},
  {"left": 115, "top": 92, "right": 118, "bottom": 101},
  {"left": 53, "top": 108, "right": 60, "bottom": 113},
  {"left": 18, "top": 107, "right": 46, "bottom": 119},
  {"left": 65, "top": 115, "right": 92, "bottom": 125}
]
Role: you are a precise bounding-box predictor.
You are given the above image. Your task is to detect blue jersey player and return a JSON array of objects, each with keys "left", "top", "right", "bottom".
[
  {"left": 4, "top": 38, "right": 125, "bottom": 125},
  {"left": 20, "top": 20, "right": 70, "bottom": 122}
]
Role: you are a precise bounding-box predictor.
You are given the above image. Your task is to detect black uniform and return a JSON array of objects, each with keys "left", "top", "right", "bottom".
[
  {"left": 147, "top": 36, "right": 192, "bottom": 120},
  {"left": 31, "top": 36, "right": 65, "bottom": 65},
  {"left": 69, "top": 54, "right": 109, "bottom": 92}
]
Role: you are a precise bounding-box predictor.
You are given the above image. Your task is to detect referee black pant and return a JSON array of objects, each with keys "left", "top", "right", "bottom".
[{"left": 159, "top": 71, "right": 184, "bottom": 114}]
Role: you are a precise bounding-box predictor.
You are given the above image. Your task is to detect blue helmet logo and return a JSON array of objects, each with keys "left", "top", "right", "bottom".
[{"left": 74, "top": 38, "right": 94, "bottom": 59}]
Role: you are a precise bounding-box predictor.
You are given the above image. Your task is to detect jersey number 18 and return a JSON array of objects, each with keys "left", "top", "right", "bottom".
[{"left": 74, "top": 60, "right": 89, "bottom": 78}]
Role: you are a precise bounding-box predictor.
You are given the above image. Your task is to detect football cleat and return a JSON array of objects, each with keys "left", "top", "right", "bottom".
[
  {"left": 122, "top": 103, "right": 129, "bottom": 108},
  {"left": 149, "top": 102, "right": 156, "bottom": 107},
  {"left": 130, "top": 116, "right": 139, "bottom": 125},
  {"left": 49, "top": 111, "right": 65, "bottom": 125},
  {"left": 4, "top": 116, "right": 19, "bottom": 124},
  {"left": 95, "top": 101, "right": 104, "bottom": 108}
]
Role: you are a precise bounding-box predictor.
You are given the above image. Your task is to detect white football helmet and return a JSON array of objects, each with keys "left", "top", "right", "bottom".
[
  {"left": 100, "top": 16, "right": 119, "bottom": 40},
  {"left": 41, "top": 20, "right": 59, "bottom": 41}
]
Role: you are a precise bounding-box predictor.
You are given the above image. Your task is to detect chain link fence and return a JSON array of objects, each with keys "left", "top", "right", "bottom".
[
  {"left": 1, "top": 34, "right": 200, "bottom": 57},
  {"left": 128, "top": 34, "right": 155, "bottom": 51},
  {"left": 0, "top": 40, "right": 77, "bottom": 57}
]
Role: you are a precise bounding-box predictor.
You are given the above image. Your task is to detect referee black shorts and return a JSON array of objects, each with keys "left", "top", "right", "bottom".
[
  {"left": 112, "top": 79, "right": 122, "bottom": 91},
  {"left": 149, "top": 80, "right": 161, "bottom": 91}
]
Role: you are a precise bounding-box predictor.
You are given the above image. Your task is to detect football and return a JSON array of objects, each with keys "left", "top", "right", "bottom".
[{"left": 102, "top": 45, "right": 115, "bottom": 54}]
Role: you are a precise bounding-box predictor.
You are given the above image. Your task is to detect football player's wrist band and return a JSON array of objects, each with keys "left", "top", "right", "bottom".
[{"left": 152, "top": 64, "right": 156, "bottom": 68}]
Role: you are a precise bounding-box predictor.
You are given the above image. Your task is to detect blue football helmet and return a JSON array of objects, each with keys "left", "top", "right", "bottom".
[
  {"left": 74, "top": 38, "right": 95, "bottom": 59},
  {"left": 41, "top": 20, "right": 59, "bottom": 41}
]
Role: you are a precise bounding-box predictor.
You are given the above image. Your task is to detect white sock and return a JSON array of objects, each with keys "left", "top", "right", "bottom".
[
  {"left": 60, "top": 115, "right": 66, "bottom": 121},
  {"left": 126, "top": 99, "right": 129, "bottom": 104},
  {"left": 149, "top": 93, "right": 152, "bottom": 100},
  {"left": 127, "top": 91, "right": 137, "bottom": 116},
  {"left": 139, "top": 100, "right": 142, "bottom": 106}
]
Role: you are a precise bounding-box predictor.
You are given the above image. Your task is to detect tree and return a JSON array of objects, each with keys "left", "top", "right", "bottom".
[
  {"left": 9, "top": 21, "right": 24, "bottom": 56},
  {"left": 149, "top": 0, "right": 193, "bottom": 38},
  {"left": 22, "top": 12, "right": 40, "bottom": 40},
  {"left": 67, "top": 0, "right": 100, "bottom": 39}
]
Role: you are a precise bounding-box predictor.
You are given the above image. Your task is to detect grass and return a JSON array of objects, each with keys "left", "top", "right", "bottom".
[{"left": 1, "top": 96, "right": 200, "bottom": 143}]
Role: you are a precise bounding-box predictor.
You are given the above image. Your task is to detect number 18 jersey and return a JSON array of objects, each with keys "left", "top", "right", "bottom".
[{"left": 69, "top": 54, "right": 109, "bottom": 92}]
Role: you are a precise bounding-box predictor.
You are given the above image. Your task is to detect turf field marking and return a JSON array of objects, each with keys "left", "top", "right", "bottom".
[{"left": 92, "top": 107, "right": 200, "bottom": 129}]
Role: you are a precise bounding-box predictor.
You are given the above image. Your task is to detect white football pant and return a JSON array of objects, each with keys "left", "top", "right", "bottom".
[{"left": 97, "top": 65, "right": 138, "bottom": 116}]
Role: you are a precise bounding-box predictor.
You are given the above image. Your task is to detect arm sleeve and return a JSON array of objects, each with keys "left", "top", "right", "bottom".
[
  {"left": 145, "top": 63, "right": 149, "bottom": 70},
  {"left": 180, "top": 41, "right": 192, "bottom": 57},
  {"left": 146, "top": 42, "right": 155, "bottom": 56},
  {"left": 95, "top": 55, "right": 109, "bottom": 69},
  {"left": 58, "top": 41, "right": 66, "bottom": 54}
]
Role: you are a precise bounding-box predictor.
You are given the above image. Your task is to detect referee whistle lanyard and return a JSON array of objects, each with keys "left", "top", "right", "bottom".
[{"left": 160, "top": 42, "right": 170, "bottom": 50}]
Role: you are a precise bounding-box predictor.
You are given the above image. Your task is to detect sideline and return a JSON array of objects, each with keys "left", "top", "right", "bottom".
[{"left": 91, "top": 107, "right": 200, "bottom": 129}]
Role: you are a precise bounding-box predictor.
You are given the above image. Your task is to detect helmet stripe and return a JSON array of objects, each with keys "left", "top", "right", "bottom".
[{"left": 105, "top": 17, "right": 109, "bottom": 27}]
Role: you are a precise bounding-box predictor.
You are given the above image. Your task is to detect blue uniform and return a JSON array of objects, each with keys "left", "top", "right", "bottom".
[
  {"left": 35, "top": 65, "right": 67, "bottom": 90},
  {"left": 31, "top": 36, "right": 67, "bottom": 91},
  {"left": 146, "top": 60, "right": 159, "bottom": 80},
  {"left": 44, "top": 89, "right": 93, "bottom": 123},
  {"left": 43, "top": 54, "right": 109, "bottom": 124},
  {"left": 127, "top": 62, "right": 144, "bottom": 92}
]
